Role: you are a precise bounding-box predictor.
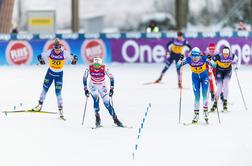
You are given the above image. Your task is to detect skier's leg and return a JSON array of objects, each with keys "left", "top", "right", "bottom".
[
  {"left": 192, "top": 74, "right": 200, "bottom": 123},
  {"left": 89, "top": 84, "right": 101, "bottom": 126},
  {"left": 155, "top": 55, "right": 174, "bottom": 83},
  {"left": 33, "top": 69, "right": 53, "bottom": 111},
  {"left": 99, "top": 84, "right": 123, "bottom": 127}
]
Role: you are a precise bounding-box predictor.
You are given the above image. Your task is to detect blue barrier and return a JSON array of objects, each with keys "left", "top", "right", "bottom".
[
  {"left": 0, "top": 31, "right": 252, "bottom": 41},
  {"left": 0, "top": 31, "right": 252, "bottom": 65}
]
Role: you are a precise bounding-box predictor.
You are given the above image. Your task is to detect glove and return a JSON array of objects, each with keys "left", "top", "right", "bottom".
[
  {"left": 39, "top": 59, "right": 45, "bottom": 65},
  {"left": 207, "top": 54, "right": 212, "bottom": 60},
  {"left": 71, "top": 55, "right": 78, "bottom": 65},
  {"left": 176, "top": 63, "right": 181, "bottom": 70},
  {"left": 37, "top": 55, "right": 45, "bottom": 65},
  {"left": 166, "top": 52, "right": 170, "bottom": 58},
  {"left": 109, "top": 88, "right": 114, "bottom": 97},
  {"left": 180, "top": 54, "right": 184, "bottom": 60},
  {"left": 84, "top": 89, "right": 89, "bottom": 97}
]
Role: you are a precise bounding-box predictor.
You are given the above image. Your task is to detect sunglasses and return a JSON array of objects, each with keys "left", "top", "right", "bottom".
[{"left": 54, "top": 48, "right": 61, "bottom": 52}]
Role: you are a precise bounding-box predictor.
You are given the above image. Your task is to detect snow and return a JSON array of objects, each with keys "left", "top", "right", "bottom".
[{"left": 0, "top": 64, "right": 251, "bottom": 166}]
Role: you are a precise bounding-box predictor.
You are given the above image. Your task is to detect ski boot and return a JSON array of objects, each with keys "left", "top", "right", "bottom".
[
  {"left": 192, "top": 110, "right": 199, "bottom": 124},
  {"left": 204, "top": 109, "right": 209, "bottom": 124},
  {"left": 58, "top": 106, "right": 66, "bottom": 120},
  {"left": 210, "top": 91, "right": 215, "bottom": 102},
  {"left": 113, "top": 116, "right": 124, "bottom": 127},
  {"left": 32, "top": 101, "right": 43, "bottom": 112},
  {"left": 95, "top": 113, "right": 101, "bottom": 128},
  {"left": 223, "top": 100, "right": 228, "bottom": 112},
  {"left": 178, "top": 81, "right": 182, "bottom": 89},
  {"left": 211, "top": 101, "right": 217, "bottom": 112},
  {"left": 155, "top": 77, "right": 162, "bottom": 83},
  {"left": 155, "top": 73, "right": 164, "bottom": 83},
  {"left": 220, "top": 92, "right": 224, "bottom": 103}
]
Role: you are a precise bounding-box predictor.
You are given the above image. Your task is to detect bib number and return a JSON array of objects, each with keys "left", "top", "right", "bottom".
[
  {"left": 49, "top": 59, "right": 64, "bottom": 70},
  {"left": 52, "top": 60, "right": 61, "bottom": 66},
  {"left": 172, "top": 45, "right": 183, "bottom": 54}
]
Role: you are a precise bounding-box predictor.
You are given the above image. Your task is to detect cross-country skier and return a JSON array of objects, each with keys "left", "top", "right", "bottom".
[
  {"left": 205, "top": 43, "right": 225, "bottom": 103},
  {"left": 204, "top": 43, "right": 218, "bottom": 101},
  {"left": 32, "top": 38, "right": 78, "bottom": 120},
  {"left": 177, "top": 47, "right": 216, "bottom": 124},
  {"left": 211, "top": 46, "right": 237, "bottom": 112},
  {"left": 83, "top": 57, "right": 123, "bottom": 127},
  {"left": 155, "top": 31, "right": 191, "bottom": 88}
]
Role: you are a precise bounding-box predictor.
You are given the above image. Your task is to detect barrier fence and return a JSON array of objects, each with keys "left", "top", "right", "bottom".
[{"left": 0, "top": 32, "right": 251, "bottom": 65}]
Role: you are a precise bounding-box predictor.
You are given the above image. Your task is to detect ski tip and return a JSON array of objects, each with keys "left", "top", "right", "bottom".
[
  {"left": 142, "top": 82, "right": 155, "bottom": 85},
  {"left": 91, "top": 125, "right": 132, "bottom": 129},
  {"left": 183, "top": 121, "right": 210, "bottom": 126},
  {"left": 183, "top": 122, "right": 198, "bottom": 126},
  {"left": 91, "top": 125, "right": 103, "bottom": 129},
  {"left": 59, "top": 117, "right": 67, "bottom": 121},
  {"left": 183, "top": 123, "right": 191, "bottom": 126},
  {"left": 143, "top": 81, "right": 165, "bottom": 85},
  {"left": 118, "top": 125, "right": 133, "bottom": 129}
]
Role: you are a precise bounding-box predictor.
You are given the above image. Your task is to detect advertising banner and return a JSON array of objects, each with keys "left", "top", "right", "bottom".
[
  {"left": 110, "top": 37, "right": 252, "bottom": 65},
  {"left": 0, "top": 38, "right": 112, "bottom": 65},
  {"left": 0, "top": 33, "right": 252, "bottom": 65}
]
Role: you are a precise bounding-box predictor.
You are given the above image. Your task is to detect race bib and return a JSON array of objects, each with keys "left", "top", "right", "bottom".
[
  {"left": 217, "top": 61, "right": 231, "bottom": 69},
  {"left": 49, "top": 58, "right": 65, "bottom": 70},
  {"left": 171, "top": 45, "right": 183, "bottom": 54},
  {"left": 190, "top": 64, "right": 206, "bottom": 74}
]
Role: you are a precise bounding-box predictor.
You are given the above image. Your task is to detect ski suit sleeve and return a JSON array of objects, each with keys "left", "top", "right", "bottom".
[
  {"left": 63, "top": 51, "right": 78, "bottom": 64},
  {"left": 184, "top": 40, "right": 192, "bottom": 51},
  {"left": 166, "top": 39, "right": 174, "bottom": 52},
  {"left": 232, "top": 54, "right": 240, "bottom": 69},
  {"left": 177, "top": 57, "right": 189, "bottom": 69},
  {"left": 204, "top": 56, "right": 216, "bottom": 68},
  {"left": 63, "top": 50, "right": 74, "bottom": 63},
  {"left": 83, "top": 68, "right": 89, "bottom": 90},
  {"left": 105, "top": 67, "right": 114, "bottom": 89},
  {"left": 38, "top": 50, "right": 51, "bottom": 63}
]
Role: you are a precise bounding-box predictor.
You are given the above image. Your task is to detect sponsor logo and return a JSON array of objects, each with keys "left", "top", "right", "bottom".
[
  {"left": 81, "top": 39, "right": 106, "bottom": 64},
  {"left": 121, "top": 40, "right": 166, "bottom": 63},
  {"left": 6, "top": 41, "right": 33, "bottom": 65}
]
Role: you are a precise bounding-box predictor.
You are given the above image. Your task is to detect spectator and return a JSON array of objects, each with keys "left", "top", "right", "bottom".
[
  {"left": 11, "top": 20, "right": 18, "bottom": 34},
  {"left": 237, "top": 21, "right": 247, "bottom": 31},
  {"left": 146, "top": 20, "right": 159, "bottom": 33}
]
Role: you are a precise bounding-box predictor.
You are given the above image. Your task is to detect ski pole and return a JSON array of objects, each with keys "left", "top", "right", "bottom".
[
  {"left": 110, "top": 96, "right": 114, "bottom": 107},
  {"left": 215, "top": 103, "right": 221, "bottom": 124},
  {"left": 213, "top": 75, "right": 221, "bottom": 124},
  {"left": 234, "top": 69, "right": 248, "bottom": 110},
  {"left": 214, "top": 85, "right": 221, "bottom": 124},
  {"left": 81, "top": 96, "right": 89, "bottom": 126},
  {"left": 178, "top": 61, "right": 184, "bottom": 123}
]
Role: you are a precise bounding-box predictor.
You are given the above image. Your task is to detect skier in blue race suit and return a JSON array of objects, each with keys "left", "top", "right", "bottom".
[
  {"left": 177, "top": 47, "right": 216, "bottom": 124},
  {"left": 32, "top": 38, "right": 78, "bottom": 120}
]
